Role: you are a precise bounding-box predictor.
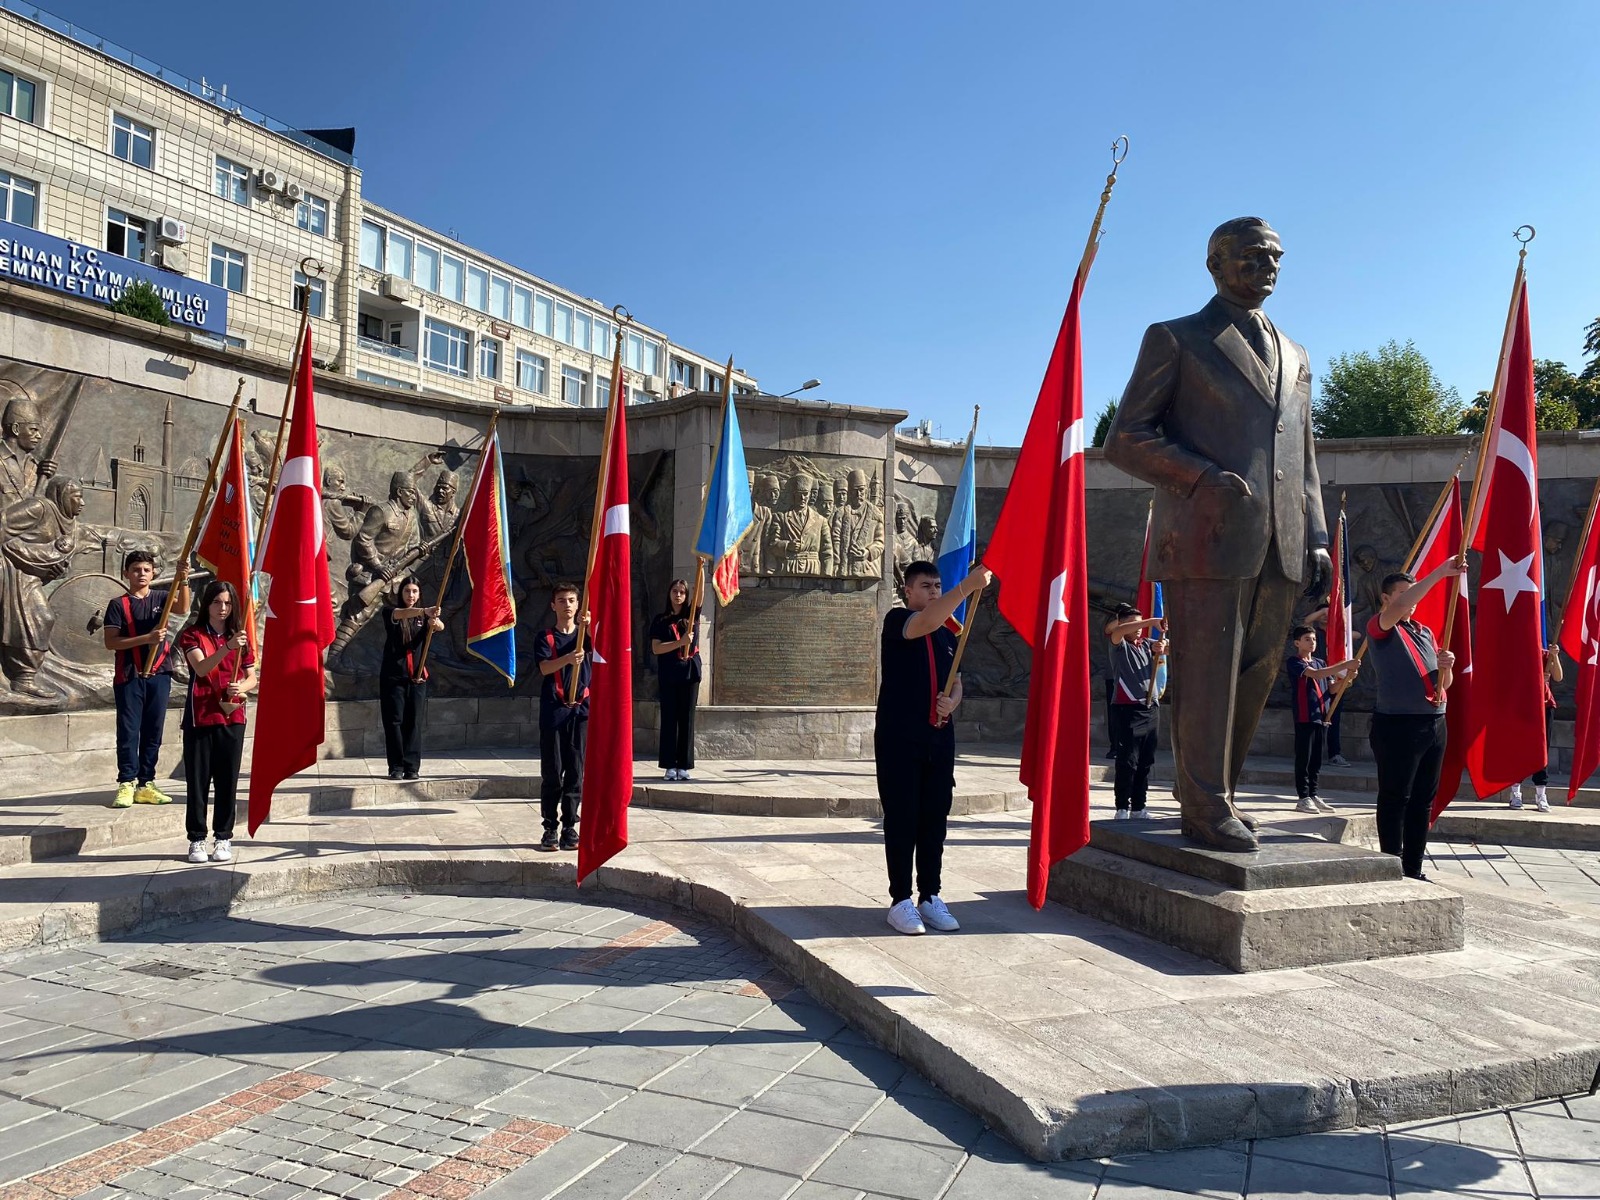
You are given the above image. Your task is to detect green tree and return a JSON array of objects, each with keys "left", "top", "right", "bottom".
[
  {"left": 108, "top": 280, "right": 171, "bottom": 327},
  {"left": 1582, "top": 315, "right": 1599, "bottom": 375},
  {"left": 1462, "top": 359, "right": 1600, "bottom": 433},
  {"left": 1091, "top": 399, "right": 1117, "bottom": 448},
  {"left": 1313, "top": 341, "right": 1464, "bottom": 439}
]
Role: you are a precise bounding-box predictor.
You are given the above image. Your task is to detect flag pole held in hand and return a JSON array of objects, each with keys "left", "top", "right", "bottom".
[{"left": 413, "top": 410, "right": 498, "bottom": 682}]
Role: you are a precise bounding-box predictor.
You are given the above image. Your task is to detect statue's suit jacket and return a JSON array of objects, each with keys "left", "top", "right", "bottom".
[{"left": 1105, "top": 296, "right": 1328, "bottom": 581}]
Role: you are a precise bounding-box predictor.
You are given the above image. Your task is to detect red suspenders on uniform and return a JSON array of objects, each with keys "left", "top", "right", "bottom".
[
  {"left": 117, "top": 594, "right": 169, "bottom": 683},
  {"left": 546, "top": 630, "right": 589, "bottom": 705},
  {"left": 1393, "top": 622, "right": 1438, "bottom": 705}
]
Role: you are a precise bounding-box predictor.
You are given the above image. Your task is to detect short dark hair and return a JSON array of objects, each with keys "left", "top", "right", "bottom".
[
  {"left": 1380, "top": 571, "right": 1415, "bottom": 596},
  {"left": 122, "top": 549, "right": 155, "bottom": 572},
  {"left": 1291, "top": 624, "right": 1315, "bottom": 641},
  {"left": 902, "top": 561, "right": 940, "bottom": 587},
  {"left": 1207, "top": 216, "right": 1273, "bottom": 264},
  {"left": 1113, "top": 602, "right": 1140, "bottom": 621},
  {"left": 552, "top": 581, "right": 580, "bottom": 600}
]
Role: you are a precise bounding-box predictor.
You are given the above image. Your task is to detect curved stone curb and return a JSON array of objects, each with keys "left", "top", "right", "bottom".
[{"left": 2, "top": 850, "right": 1595, "bottom": 1164}]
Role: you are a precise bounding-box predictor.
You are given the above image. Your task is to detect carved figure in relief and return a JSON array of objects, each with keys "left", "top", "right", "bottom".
[
  {"left": 916, "top": 514, "right": 940, "bottom": 562},
  {"left": 0, "top": 392, "right": 57, "bottom": 504},
  {"left": 415, "top": 467, "right": 461, "bottom": 541},
  {"left": 745, "top": 473, "right": 781, "bottom": 575},
  {"left": 766, "top": 473, "right": 834, "bottom": 576},
  {"left": 0, "top": 476, "right": 82, "bottom": 698},
  {"left": 835, "top": 468, "right": 885, "bottom": 578},
  {"left": 320, "top": 463, "right": 369, "bottom": 543},
  {"left": 348, "top": 471, "right": 420, "bottom": 587},
  {"left": 891, "top": 502, "right": 919, "bottom": 592}
]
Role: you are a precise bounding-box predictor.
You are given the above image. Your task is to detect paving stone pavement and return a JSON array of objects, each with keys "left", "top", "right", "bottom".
[{"left": 0, "top": 893, "right": 1596, "bottom": 1200}]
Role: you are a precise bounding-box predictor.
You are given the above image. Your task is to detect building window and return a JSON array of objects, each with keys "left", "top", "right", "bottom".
[
  {"left": 489, "top": 275, "right": 511, "bottom": 321},
  {"left": 593, "top": 319, "right": 611, "bottom": 360},
  {"left": 594, "top": 376, "right": 611, "bottom": 408},
  {"left": 356, "top": 369, "right": 416, "bottom": 391},
  {"left": 478, "top": 336, "right": 501, "bottom": 381},
  {"left": 111, "top": 113, "right": 154, "bottom": 169},
  {"left": 0, "top": 170, "right": 39, "bottom": 228},
  {"left": 424, "top": 317, "right": 470, "bottom": 378},
  {"left": 214, "top": 156, "right": 250, "bottom": 205},
  {"left": 414, "top": 242, "right": 440, "bottom": 292},
  {"left": 106, "top": 208, "right": 149, "bottom": 262},
  {"left": 670, "top": 358, "right": 698, "bottom": 390},
  {"left": 554, "top": 302, "right": 573, "bottom": 346},
  {"left": 359, "top": 220, "right": 384, "bottom": 270},
  {"left": 385, "top": 230, "right": 412, "bottom": 279},
  {"left": 296, "top": 192, "right": 329, "bottom": 236},
  {"left": 561, "top": 365, "right": 588, "bottom": 407},
  {"left": 210, "top": 243, "right": 247, "bottom": 292},
  {"left": 0, "top": 69, "right": 38, "bottom": 124},
  {"left": 512, "top": 284, "right": 533, "bottom": 329},
  {"left": 292, "top": 271, "right": 325, "bottom": 318},
  {"left": 533, "top": 294, "right": 553, "bottom": 337},
  {"left": 438, "top": 253, "right": 463, "bottom": 303},
  {"left": 706, "top": 370, "right": 723, "bottom": 394},
  {"left": 466, "top": 264, "right": 488, "bottom": 312},
  {"left": 574, "top": 312, "right": 592, "bottom": 353},
  {"left": 516, "top": 350, "right": 547, "bottom": 394}
]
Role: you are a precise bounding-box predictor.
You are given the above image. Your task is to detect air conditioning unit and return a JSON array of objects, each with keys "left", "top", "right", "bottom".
[
  {"left": 282, "top": 180, "right": 303, "bottom": 201},
  {"left": 157, "top": 217, "right": 187, "bottom": 244},
  {"left": 256, "top": 167, "right": 283, "bottom": 192},
  {"left": 380, "top": 274, "right": 414, "bottom": 303},
  {"left": 642, "top": 375, "right": 662, "bottom": 394},
  {"left": 158, "top": 245, "right": 189, "bottom": 274}
]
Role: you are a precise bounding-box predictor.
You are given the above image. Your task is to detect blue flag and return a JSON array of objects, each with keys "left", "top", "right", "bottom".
[
  {"left": 694, "top": 392, "right": 755, "bottom": 605},
  {"left": 938, "top": 433, "right": 978, "bottom": 629}
]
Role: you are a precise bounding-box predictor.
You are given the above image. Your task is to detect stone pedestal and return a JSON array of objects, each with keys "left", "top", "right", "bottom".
[{"left": 1048, "top": 820, "right": 1464, "bottom": 971}]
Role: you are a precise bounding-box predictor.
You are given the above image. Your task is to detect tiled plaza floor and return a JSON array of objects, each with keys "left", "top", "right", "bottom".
[{"left": 0, "top": 893, "right": 1596, "bottom": 1200}]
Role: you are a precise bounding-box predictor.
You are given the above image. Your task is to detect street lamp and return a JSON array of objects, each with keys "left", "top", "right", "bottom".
[{"left": 778, "top": 379, "right": 822, "bottom": 398}]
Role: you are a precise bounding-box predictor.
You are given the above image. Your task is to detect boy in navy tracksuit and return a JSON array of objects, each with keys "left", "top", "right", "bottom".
[
  {"left": 1285, "top": 624, "right": 1357, "bottom": 814},
  {"left": 103, "top": 550, "right": 189, "bottom": 808},
  {"left": 535, "top": 582, "right": 590, "bottom": 852}
]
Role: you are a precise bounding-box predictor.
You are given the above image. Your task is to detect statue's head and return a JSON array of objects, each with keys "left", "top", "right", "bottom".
[
  {"left": 1206, "top": 217, "right": 1281, "bottom": 308},
  {"left": 833, "top": 476, "right": 847, "bottom": 503},
  {"left": 433, "top": 469, "right": 459, "bottom": 504},
  {"left": 785, "top": 473, "right": 811, "bottom": 508},
  {"left": 46, "top": 475, "right": 83, "bottom": 518},
  {"left": 918, "top": 515, "right": 939, "bottom": 544},
  {"left": 390, "top": 470, "right": 417, "bottom": 509},
  {"left": 755, "top": 473, "right": 781, "bottom": 505},
  {"left": 815, "top": 483, "right": 834, "bottom": 516},
  {"left": 1354, "top": 545, "right": 1378, "bottom": 573},
  {"left": 894, "top": 503, "right": 910, "bottom": 533},
  {"left": 1, "top": 395, "right": 42, "bottom": 451},
  {"left": 322, "top": 464, "right": 347, "bottom": 492},
  {"left": 847, "top": 469, "right": 868, "bottom": 508}
]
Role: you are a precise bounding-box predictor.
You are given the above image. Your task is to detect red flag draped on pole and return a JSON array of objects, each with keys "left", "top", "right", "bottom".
[
  {"left": 247, "top": 327, "right": 334, "bottom": 834},
  {"left": 1462, "top": 268, "right": 1545, "bottom": 796},
  {"left": 986, "top": 145, "right": 1123, "bottom": 909},
  {"left": 1326, "top": 506, "right": 1352, "bottom": 667},
  {"left": 1411, "top": 478, "right": 1473, "bottom": 821},
  {"left": 1558, "top": 481, "right": 1600, "bottom": 804},
  {"left": 577, "top": 367, "right": 633, "bottom": 884},
  {"left": 193, "top": 413, "right": 257, "bottom": 658}
]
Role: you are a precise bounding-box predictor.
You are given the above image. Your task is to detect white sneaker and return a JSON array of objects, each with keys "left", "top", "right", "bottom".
[
  {"left": 1295, "top": 798, "right": 1320, "bottom": 814},
  {"left": 187, "top": 840, "right": 209, "bottom": 864},
  {"left": 1128, "top": 808, "right": 1150, "bottom": 821},
  {"left": 1113, "top": 808, "right": 1131, "bottom": 821},
  {"left": 1328, "top": 755, "right": 1352, "bottom": 767},
  {"left": 886, "top": 899, "right": 926, "bottom": 936},
  {"left": 917, "top": 895, "right": 960, "bottom": 932},
  {"left": 679, "top": 770, "right": 692, "bottom": 781},
  {"left": 663, "top": 770, "right": 678, "bottom": 781},
  {"left": 211, "top": 839, "right": 232, "bottom": 862},
  {"left": 1535, "top": 787, "right": 1550, "bottom": 813},
  {"left": 1508, "top": 788, "right": 1524, "bottom": 810},
  {"left": 1312, "top": 797, "right": 1337, "bottom": 814}
]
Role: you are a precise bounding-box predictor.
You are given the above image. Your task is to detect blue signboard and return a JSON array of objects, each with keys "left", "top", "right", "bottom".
[{"left": 0, "top": 219, "right": 228, "bottom": 334}]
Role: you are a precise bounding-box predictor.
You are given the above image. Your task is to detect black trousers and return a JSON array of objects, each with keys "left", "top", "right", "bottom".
[
  {"left": 1531, "top": 707, "right": 1554, "bottom": 787},
  {"left": 380, "top": 678, "right": 427, "bottom": 774},
  {"left": 541, "top": 717, "right": 587, "bottom": 831},
  {"left": 875, "top": 731, "right": 955, "bottom": 904},
  {"left": 184, "top": 723, "right": 245, "bottom": 841},
  {"left": 1108, "top": 704, "right": 1157, "bottom": 810},
  {"left": 114, "top": 674, "right": 171, "bottom": 784},
  {"left": 657, "top": 678, "right": 697, "bottom": 770},
  {"left": 1293, "top": 721, "right": 1325, "bottom": 799},
  {"left": 1370, "top": 713, "right": 1446, "bottom": 877}
]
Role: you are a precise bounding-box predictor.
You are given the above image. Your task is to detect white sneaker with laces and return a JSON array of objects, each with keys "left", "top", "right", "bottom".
[
  {"left": 1295, "top": 798, "right": 1320, "bottom": 814},
  {"left": 1535, "top": 786, "right": 1550, "bottom": 813},
  {"left": 917, "top": 895, "right": 960, "bottom": 932},
  {"left": 679, "top": 771, "right": 692, "bottom": 781},
  {"left": 886, "top": 899, "right": 926, "bottom": 936},
  {"left": 211, "top": 839, "right": 232, "bottom": 862},
  {"left": 1508, "top": 787, "right": 1524, "bottom": 810},
  {"left": 1114, "top": 808, "right": 1131, "bottom": 821},
  {"left": 1328, "top": 755, "right": 1352, "bottom": 767},
  {"left": 664, "top": 770, "right": 678, "bottom": 781},
  {"left": 187, "top": 840, "right": 209, "bottom": 864},
  {"left": 1312, "top": 796, "right": 1337, "bottom": 814}
]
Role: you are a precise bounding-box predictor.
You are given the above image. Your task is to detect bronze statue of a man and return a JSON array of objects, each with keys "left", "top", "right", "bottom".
[
  {"left": 349, "top": 470, "right": 420, "bottom": 587},
  {"left": 1105, "top": 217, "right": 1329, "bottom": 852},
  {"left": 0, "top": 394, "right": 56, "bottom": 506}
]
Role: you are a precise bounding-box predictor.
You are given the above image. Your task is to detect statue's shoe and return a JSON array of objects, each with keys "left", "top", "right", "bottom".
[
  {"left": 1234, "top": 810, "right": 1260, "bottom": 832},
  {"left": 1181, "top": 816, "right": 1259, "bottom": 853}
]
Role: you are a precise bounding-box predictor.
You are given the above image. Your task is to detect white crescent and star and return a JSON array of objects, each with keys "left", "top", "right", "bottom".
[
  {"left": 1043, "top": 415, "right": 1087, "bottom": 643},
  {"left": 1481, "top": 549, "right": 1539, "bottom": 614},
  {"left": 264, "top": 455, "right": 325, "bottom": 607}
]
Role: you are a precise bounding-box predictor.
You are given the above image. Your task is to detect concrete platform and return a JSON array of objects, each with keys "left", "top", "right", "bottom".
[
  {"left": 0, "top": 779, "right": 1597, "bottom": 1162},
  {"left": 1050, "top": 822, "right": 1465, "bottom": 971}
]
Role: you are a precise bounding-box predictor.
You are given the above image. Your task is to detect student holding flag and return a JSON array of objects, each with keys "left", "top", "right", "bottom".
[
  {"left": 650, "top": 578, "right": 701, "bottom": 780},
  {"left": 178, "top": 580, "right": 256, "bottom": 863},
  {"left": 1105, "top": 601, "right": 1167, "bottom": 819}
]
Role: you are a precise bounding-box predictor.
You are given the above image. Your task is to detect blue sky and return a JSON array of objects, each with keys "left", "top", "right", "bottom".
[{"left": 49, "top": 0, "right": 1600, "bottom": 444}]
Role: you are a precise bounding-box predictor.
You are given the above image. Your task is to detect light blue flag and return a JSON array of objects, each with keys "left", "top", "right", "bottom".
[
  {"left": 937, "top": 434, "right": 978, "bottom": 630},
  {"left": 694, "top": 393, "right": 755, "bottom": 605}
]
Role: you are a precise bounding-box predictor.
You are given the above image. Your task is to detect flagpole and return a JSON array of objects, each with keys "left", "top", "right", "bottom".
[
  {"left": 413, "top": 409, "right": 498, "bottom": 683},
  {"left": 140, "top": 377, "right": 246, "bottom": 677},
  {"left": 253, "top": 264, "right": 317, "bottom": 564},
  {"left": 229, "top": 412, "right": 255, "bottom": 694},
  {"left": 1324, "top": 457, "right": 1469, "bottom": 720},
  {"left": 1140, "top": 497, "right": 1164, "bottom": 705},
  {"left": 570, "top": 308, "right": 630, "bottom": 701},
  {"left": 685, "top": 353, "right": 736, "bottom": 655},
  {"left": 935, "top": 405, "right": 983, "bottom": 723},
  {"left": 1074, "top": 136, "right": 1129, "bottom": 284}
]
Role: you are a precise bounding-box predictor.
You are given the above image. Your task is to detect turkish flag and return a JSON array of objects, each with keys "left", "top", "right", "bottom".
[
  {"left": 247, "top": 327, "right": 334, "bottom": 834},
  {"left": 1463, "top": 276, "right": 1546, "bottom": 795},
  {"left": 1558, "top": 484, "right": 1600, "bottom": 803},
  {"left": 985, "top": 270, "right": 1092, "bottom": 909},
  {"left": 577, "top": 395, "right": 633, "bottom": 884},
  {"left": 193, "top": 413, "right": 257, "bottom": 659},
  {"left": 1410, "top": 478, "right": 1473, "bottom": 821}
]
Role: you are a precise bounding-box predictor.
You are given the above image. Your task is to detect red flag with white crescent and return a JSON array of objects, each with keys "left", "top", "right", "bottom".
[{"left": 1558, "top": 483, "right": 1600, "bottom": 803}]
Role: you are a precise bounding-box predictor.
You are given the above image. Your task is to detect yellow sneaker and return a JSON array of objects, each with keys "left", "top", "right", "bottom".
[
  {"left": 112, "top": 782, "right": 136, "bottom": 808},
  {"left": 133, "top": 783, "right": 173, "bottom": 805}
]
